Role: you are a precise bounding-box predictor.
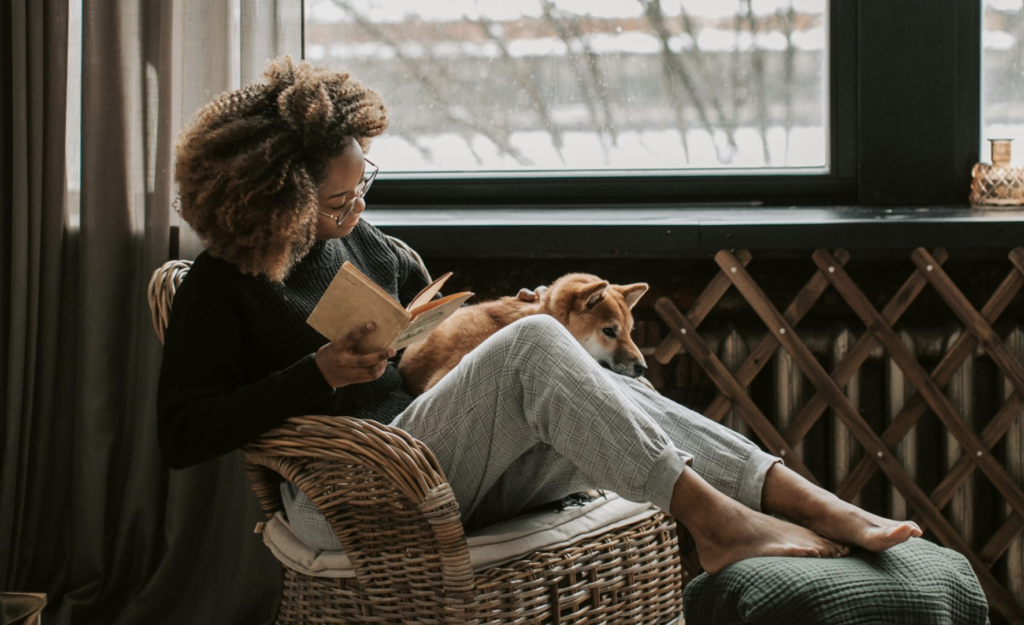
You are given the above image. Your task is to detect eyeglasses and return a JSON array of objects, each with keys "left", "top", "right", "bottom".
[{"left": 319, "top": 158, "right": 378, "bottom": 227}]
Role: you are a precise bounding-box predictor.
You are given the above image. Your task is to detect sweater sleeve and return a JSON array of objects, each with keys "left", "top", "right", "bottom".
[{"left": 156, "top": 266, "right": 335, "bottom": 469}]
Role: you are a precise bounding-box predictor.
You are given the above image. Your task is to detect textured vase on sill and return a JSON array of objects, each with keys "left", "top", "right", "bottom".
[{"left": 970, "top": 138, "right": 1024, "bottom": 208}]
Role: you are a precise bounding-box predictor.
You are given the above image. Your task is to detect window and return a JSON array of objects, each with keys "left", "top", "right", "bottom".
[
  {"left": 305, "top": 2, "right": 991, "bottom": 207},
  {"left": 982, "top": 0, "right": 1024, "bottom": 164},
  {"left": 305, "top": 0, "right": 829, "bottom": 176}
]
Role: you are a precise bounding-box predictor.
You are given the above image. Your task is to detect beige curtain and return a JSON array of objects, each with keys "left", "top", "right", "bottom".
[{"left": 2, "top": 1, "right": 301, "bottom": 623}]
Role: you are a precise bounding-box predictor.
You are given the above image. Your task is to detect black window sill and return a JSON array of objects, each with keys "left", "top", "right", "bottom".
[{"left": 370, "top": 205, "right": 1024, "bottom": 259}]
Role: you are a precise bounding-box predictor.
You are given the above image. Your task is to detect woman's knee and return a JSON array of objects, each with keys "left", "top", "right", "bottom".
[
  {"left": 463, "top": 314, "right": 574, "bottom": 372},
  {"left": 500, "top": 314, "right": 592, "bottom": 370},
  {"left": 472, "top": 314, "right": 588, "bottom": 378},
  {"left": 509, "top": 314, "right": 571, "bottom": 341}
]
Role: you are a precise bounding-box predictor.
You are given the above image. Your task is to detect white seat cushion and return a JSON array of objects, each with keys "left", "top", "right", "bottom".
[{"left": 260, "top": 493, "right": 658, "bottom": 579}]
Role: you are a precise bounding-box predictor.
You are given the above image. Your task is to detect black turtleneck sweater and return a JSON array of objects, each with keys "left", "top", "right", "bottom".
[{"left": 157, "top": 220, "right": 430, "bottom": 469}]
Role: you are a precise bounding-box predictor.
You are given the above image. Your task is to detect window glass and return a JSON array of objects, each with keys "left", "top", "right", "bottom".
[
  {"left": 305, "top": 0, "right": 828, "bottom": 175},
  {"left": 982, "top": 0, "right": 1024, "bottom": 165}
]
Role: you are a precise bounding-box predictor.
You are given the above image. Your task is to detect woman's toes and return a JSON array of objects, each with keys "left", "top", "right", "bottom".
[
  {"left": 817, "top": 542, "right": 836, "bottom": 558},
  {"left": 890, "top": 524, "right": 915, "bottom": 542},
  {"left": 828, "top": 541, "right": 846, "bottom": 558},
  {"left": 814, "top": 536, "right": 845, "bottom": 558}
]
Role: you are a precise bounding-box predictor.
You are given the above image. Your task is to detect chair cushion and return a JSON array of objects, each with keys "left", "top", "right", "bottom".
[
  {"left": 260, "top": 492, "right": 657, "bottom": 578},
  {"left": 682, "top": 538, "right": 989, "bottom": 625}
]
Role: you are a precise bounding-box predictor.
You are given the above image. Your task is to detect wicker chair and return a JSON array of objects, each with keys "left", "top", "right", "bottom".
[{"left": 148, "top": 245, "right": 685, "bottom": 624}]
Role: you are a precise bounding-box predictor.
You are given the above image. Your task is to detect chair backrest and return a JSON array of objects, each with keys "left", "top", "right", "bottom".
[
  {"left": 147, "top": 260, "right": 192, "bottom": 345},
  {"left": 388, "top": 235, "right": 431, "bottom": 282},
  {"left": 147, "top": 236, "right": 430, "bottom": 344}
]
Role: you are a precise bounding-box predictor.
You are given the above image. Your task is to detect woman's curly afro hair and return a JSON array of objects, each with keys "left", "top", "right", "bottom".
[{"left": 174, "top": 56, "right": 388, "bottom": 282}]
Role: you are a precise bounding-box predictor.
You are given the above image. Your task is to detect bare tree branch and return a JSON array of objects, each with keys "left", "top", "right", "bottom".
[
  {"left": 642, "top": 0, "right": 733, "bottom": 163},
  {"left": 540, "top": 2, "right": 616, "bottom": 159},
  {"left": 673, "top": 4, "right": 740, "bottom": 159},
  {"left": 779, "top": 2, "right": 797, "bottom": 162},
  {"left": 570, "top": 12, "right": 620, "bottom": 147},
  {"left": 469, "top": 13, "right": 567, "bottom": 163},
  {"left": 744, "top": 0, "right": 772, "bottom": 163},
  {"left": 730, "top": 9, "right": 744, "bottom": 129},
  {"left": 331, "top": 0, "right": 532, "bottom": 166}
]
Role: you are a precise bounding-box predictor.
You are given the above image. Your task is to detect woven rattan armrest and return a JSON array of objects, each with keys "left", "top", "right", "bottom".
[{"left": 242, "top": 415, "right": 476, "bottom": 596}]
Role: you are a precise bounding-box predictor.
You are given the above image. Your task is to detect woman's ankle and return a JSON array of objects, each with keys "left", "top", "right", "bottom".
[
  {"left": 760, "top": 463, "right": 836, "bottom": 523},
  {"left": 670, "top": 466, "right": 749, "bottom": 538}
]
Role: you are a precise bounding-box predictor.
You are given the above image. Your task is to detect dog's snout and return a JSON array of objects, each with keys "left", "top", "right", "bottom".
[{"left": 633, "top": 363, "right": 647, "bottom": 378}]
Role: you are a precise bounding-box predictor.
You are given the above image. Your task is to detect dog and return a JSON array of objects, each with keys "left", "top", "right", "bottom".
[{"left": 398, "top": 273, "right": 649, "bottom": 395}]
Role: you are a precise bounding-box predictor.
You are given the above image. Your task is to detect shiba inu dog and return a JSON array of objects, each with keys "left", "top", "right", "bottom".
[{"left": 398, "top": 273, "right": 649, "bottom": 395}]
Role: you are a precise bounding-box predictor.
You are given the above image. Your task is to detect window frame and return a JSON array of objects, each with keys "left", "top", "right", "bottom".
[{"left": 304, "top": 0, "right": 980, "bottom": 209}]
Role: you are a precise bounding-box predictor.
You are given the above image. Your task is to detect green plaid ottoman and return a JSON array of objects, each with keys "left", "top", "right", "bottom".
[{"left": 683, "top": 538, "right": 989, "bottom": 625}]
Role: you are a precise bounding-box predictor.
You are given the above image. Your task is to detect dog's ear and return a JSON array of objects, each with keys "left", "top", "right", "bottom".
[
  {"left": 580, "top": 280, "right": 610, "bottom": 309},
  {"left": 615, "top": 283, "right": 649, "bottom": 309}
]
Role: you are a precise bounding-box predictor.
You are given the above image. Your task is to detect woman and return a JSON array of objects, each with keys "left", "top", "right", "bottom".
[{"left": 159, "top": 57, "right": 921, "bottom": 576}]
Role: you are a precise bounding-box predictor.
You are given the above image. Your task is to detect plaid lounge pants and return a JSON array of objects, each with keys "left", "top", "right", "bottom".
[{"left": 284, "top": 315, "right": 779, "bottom": 551}]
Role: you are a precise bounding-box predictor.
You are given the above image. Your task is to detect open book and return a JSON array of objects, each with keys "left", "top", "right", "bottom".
[{"left": 307, "top": 261, "right": 473, "bottom": 353}]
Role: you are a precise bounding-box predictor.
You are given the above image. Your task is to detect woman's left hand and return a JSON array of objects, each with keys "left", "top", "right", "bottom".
[{"left": 516, "top": 285, "right": 547, "bottom": 302}]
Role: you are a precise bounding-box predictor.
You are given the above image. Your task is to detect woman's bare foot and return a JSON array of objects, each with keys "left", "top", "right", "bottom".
[
  {"left": 800, "top": 500, "right": 921, "bottom": 552},
  {"left": 762, "top": 464, "right": 923, "bottom": 552},
  {"left": 692, "top": 499, "right": 849, "bottom": 574},
  {"left": 670, "top": 466, "right": 847, "bottom": 575}
]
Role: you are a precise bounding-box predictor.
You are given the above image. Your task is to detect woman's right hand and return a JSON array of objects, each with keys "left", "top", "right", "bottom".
[{"left": 314, "top": 322, "right": 396, "bottom": 388}]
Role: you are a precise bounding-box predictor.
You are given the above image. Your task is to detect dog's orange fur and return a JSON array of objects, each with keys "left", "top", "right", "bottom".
[{"left": 398, "top": 273, "right": 649, "bottom": 395}]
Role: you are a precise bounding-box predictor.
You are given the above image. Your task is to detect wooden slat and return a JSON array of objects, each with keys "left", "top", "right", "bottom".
[
  {"left": 715, "top": 250, "right": 1022, "bottom": 622},
  {"left": 654, "top": 251, "right": 752, "bottom": 364},
  {"left": 813, "top": 249, "right": 1024, "bottom": 525},
  {"left": 655, "top": 298, "right": 817, "bottom": 483},
  {"left": 1011, "top": 246, "right": 1024, "bottom": 279},
  {"left": 834, "top": 257, "right": 1024, "bottom": 501},
  {"left": 981, "top": 511, "right": 1024, "bottom": 570},
  {"left": 782, "top": 248, "right": 948, "bottom": 445},
  {"left": 913, "top": 248, "right": 1024, "bottom": 397},
  {"left": 661, "top": 250, "right": 848, "bottom": 576},
  {"left": 701, "top": 250, "right": 852, "bottom": 423},
  {"left": 657, "top": 248, "right": 1024, "bottom": 621},
  {"left": 924, "top": 394, "right": 1024, "bottom": 516},
  {"left": 929, "top": 248, "right": 1024, "bottom": 569}
]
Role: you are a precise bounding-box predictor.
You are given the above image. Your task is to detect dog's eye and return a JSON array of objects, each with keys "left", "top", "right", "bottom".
[{"left": 603, "top": 327, "right": 617, "bottom": 338}]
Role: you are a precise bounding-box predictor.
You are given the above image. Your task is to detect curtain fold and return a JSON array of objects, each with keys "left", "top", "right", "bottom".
[
  {"left": 2, "top": 0, "right": 73, "bottom": 598},
  {"left": 3, "top": 1, "right": 301, "bottom": 623}
]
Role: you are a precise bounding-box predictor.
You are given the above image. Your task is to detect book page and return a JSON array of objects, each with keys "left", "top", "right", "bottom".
[
  {"left": 392, "top": 292, "right": 473, "bottom": 351},
  {"left": 407, "top": 272, "right": 453, "bottom": 311},
  {"left": 307, "top": 262, "right": 411, "bottom": 350}
]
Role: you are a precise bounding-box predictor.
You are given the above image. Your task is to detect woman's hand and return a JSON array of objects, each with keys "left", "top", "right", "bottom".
[
  {"left": 314, "top": 322, "right": 396, "bottom": 388},
  {"left": 516, "top": 285, "right": 548, "bottom": 302}
]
